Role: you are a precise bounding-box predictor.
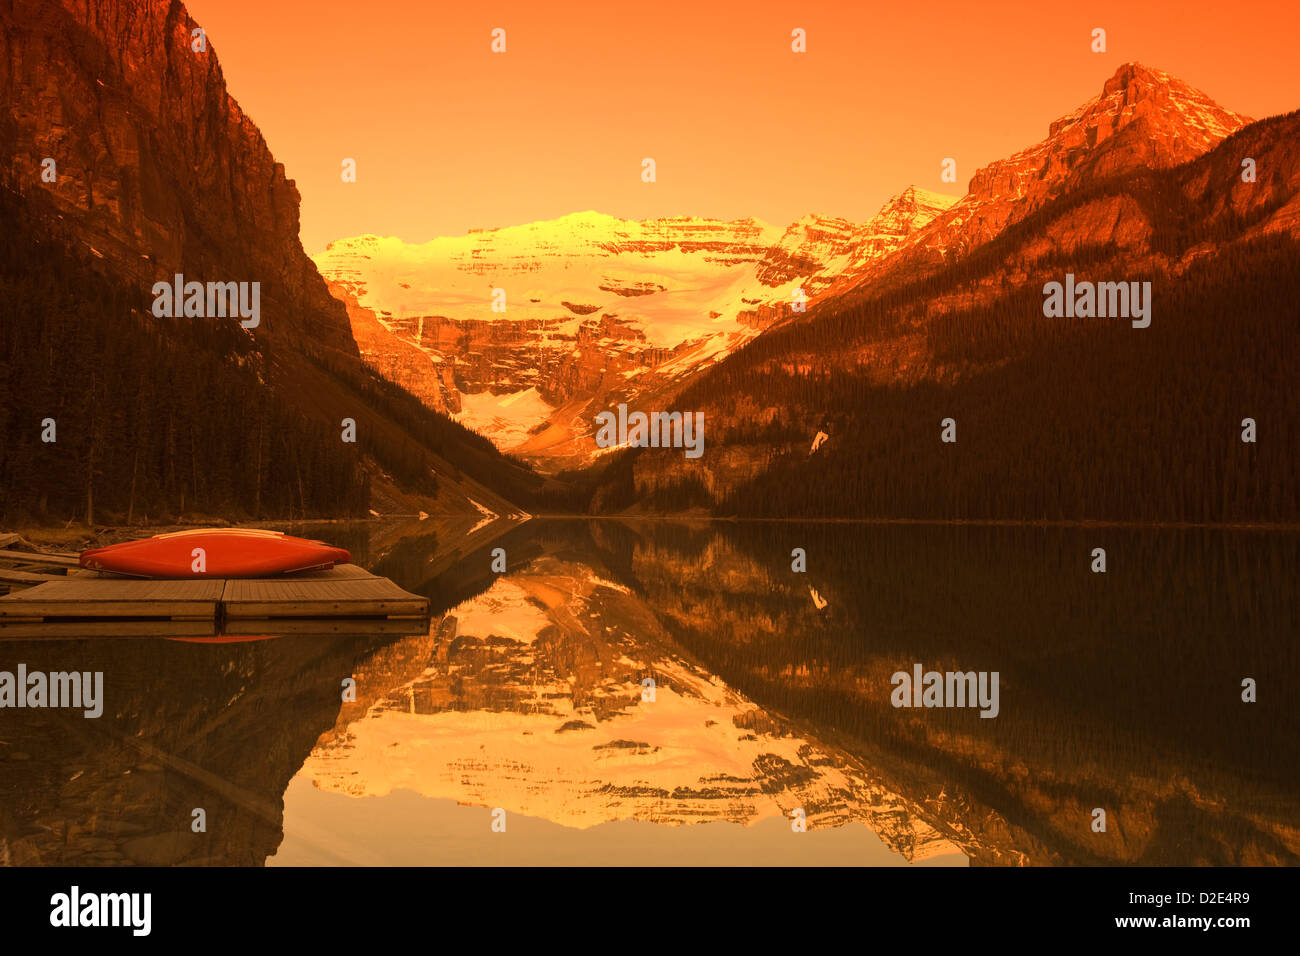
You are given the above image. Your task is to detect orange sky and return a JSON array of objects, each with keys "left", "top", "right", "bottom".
[{"left": 185, "top": 0, "right": 1300, "bottom": 253}]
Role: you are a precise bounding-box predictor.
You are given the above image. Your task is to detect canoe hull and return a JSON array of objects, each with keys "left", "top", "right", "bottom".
[{"left": 80, "top": 529, "right": 351, "bottom": 578}]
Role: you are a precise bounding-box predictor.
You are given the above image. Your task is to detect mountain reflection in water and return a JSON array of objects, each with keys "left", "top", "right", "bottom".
[{"left": 2, "top": 517, "right": 1295, "bottom": 866}]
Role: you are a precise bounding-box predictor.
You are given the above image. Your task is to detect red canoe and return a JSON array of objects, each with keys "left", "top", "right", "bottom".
[{"left": 79, "top": 529, "right": 351, "bottom": 578}]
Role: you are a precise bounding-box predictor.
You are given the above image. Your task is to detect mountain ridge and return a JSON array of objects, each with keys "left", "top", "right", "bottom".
[
  {"left": 818, "top": 62, "right": 1254, "bottom": 306},
  {"left": 582, "top": 105, "right": 1300, "bottom": 522}
]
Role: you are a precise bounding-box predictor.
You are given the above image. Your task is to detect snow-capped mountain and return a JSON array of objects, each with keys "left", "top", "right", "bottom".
[
  {"left": 314, "top": 191, "right": 955, "bottom": 470},
  {"left": 313, "top": 62, "right": 1254, "bottom": 477}
]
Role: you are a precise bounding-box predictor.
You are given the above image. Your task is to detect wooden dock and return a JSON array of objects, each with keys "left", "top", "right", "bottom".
[{"left": 0, "top": 564, "right": 429, "bottom": 631}]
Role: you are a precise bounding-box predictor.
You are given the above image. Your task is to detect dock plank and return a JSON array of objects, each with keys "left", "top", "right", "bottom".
[
  {"left": 278, "top": 564, "right": 375, "bottom": 581},
  {"left": 0, "top": 568, "right": 62, "bottom": 585},
  {"left": 0, "top": 578, "right": 222, "bottom": 619},
  {"left": 221, "top": 570, "right": 428, "bottom": 619},
  {"left": 0, "top": 548, "right": 81, "bottom": 568}
]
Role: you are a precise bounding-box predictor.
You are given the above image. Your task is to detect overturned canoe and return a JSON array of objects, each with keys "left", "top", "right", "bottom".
[{"left": 79, "top": 529, "right": 351, "bottom": 578}]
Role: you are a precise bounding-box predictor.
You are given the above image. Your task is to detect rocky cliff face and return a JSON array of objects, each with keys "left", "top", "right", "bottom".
[
  {"left": 0, "top": 0, "right": 546, "bottom": 519},
  {"left": 315, "top": 193, "right": 956, "bottom": 470},
  {"left": 0, "top": 0, "right": 356, "bottom": 356}
]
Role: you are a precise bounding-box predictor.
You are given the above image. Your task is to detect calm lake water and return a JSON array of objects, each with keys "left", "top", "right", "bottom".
[{"left": 1, "top": 518, "right": 1296, "bottom": 866}]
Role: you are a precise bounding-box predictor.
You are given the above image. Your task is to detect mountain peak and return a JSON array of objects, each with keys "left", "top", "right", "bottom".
[
  {"left": 967, "top": 65, "right": 1249, "bottom": 210},
  {"left": 887, "top": 186, "right": 960, "bottom": 212},
  {"left": 553, "top": 209, "right": 621, "bottom": 226},
  {"left": 1048, "top": 62, "right": 1249, "bottom": 145},
  {"left": 1098, "top": 61, "right": 1222, "bottom": 103},
  {"left": 821, "top": 65, "right": 1255, "bottom": 302},
  {"left": 1103, "top": 61, "right": 1174, "bottom": 92}
]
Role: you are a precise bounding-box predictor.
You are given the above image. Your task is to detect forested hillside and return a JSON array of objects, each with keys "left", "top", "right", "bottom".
[
  {"left": 708, "top": 234, "right": 1298, "bottom": 521},
  {"left": 0, "top": 183, "right": 541, "bottom": 523}
]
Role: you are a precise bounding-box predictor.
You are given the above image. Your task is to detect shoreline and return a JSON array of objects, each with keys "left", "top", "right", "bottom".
[
  {"left": 522, "top": 514, "right": 1300, "bottom": 532},
  {"left": 9, "top": 512, "right": 1300, "bottom": 554}
]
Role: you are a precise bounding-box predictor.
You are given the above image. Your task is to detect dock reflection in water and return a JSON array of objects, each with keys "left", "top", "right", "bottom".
[{"left": 2, "top": 517, "right": 1296, "bottom": 866}]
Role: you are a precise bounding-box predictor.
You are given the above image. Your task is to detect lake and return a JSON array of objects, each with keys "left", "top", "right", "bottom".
[{"left": 1, "top": 518, "right": 1295, "bottom": 866}]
